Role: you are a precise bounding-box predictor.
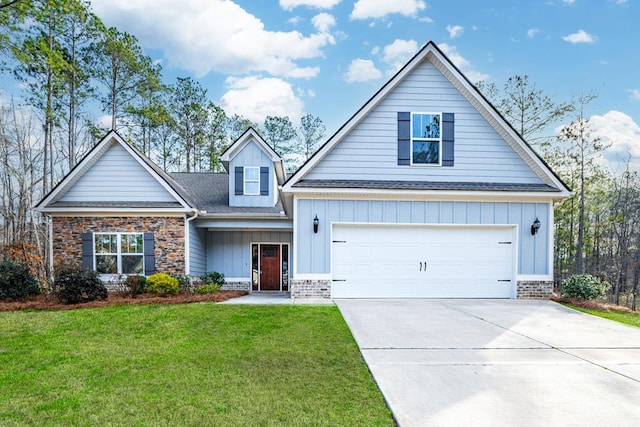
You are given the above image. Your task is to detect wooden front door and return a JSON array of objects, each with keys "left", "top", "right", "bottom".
[{"left": 260, "top": 245, "right": 281, "bottom": 291}]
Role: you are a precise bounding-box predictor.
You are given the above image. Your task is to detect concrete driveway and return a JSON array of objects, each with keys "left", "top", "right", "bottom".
[{"left": 335, "top": 299, "right": 640, "bottom": 427}]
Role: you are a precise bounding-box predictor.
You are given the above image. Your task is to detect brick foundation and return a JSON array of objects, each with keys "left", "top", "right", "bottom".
[
  {"left": 221, "top": 281, "right": 251, "bottom": 292},
  {"left": 51, "top": 216, "right": 186, "bottom": 275},
  {"left": 290, "top": 279, "right": 332, "bottom": 299},
  {"left": 517, "top": 281, "right": 553, "bottom": 299}
]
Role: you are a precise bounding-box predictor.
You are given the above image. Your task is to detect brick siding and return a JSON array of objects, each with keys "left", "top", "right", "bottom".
[
  {"left": 51, "top": 216, "right": 186, "bottom": 275},
  {"left": 517, "top": 281, "right": 553, "bottom": 299}
]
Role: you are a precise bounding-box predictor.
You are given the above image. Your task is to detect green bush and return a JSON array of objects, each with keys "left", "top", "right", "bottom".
[
  {"left": 0, "top": 261, "right": 40, "bottom": 300},
  {"left": 125, "top": 275, "right": 147, "bottom": 297},
  {"left": 194, "top": 283, "right": 221, "bottom": 294},
  {"left": 53, "top": 265, "right": 108, "bottom": 304},
  {"left": 561, "top": 274, "right": 610, "bottom": 300},
  {"left": 146, "top": 273, "right": 179, "bottom": 296},
  {"left": 200, "top": 271, "right": 225, "bottom": 286},
  {"left": 173, "top": 274, "right": 193, "bottom": 294}
]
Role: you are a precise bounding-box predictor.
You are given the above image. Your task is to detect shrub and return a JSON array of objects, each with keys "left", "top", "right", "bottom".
[
  {"left": 0, "top": 261, "right": 40, "bottom": 300},
  {"left": 146, "top": 273, "right": 179, "bottom": 296},
  {"left": 173, "top": 274, "right": 193, "bottom": 294},
  {"left": 200, "top": 271, "right": 225, "bottom": 286},
  {"left": 194, "top": 283, "right": 221, "bottom": 294},
  {"left": 53, "top": 265, "right": 108, "bottom": 304},
  {"left": 561, "top": 274, "right": 610, "bottom": 300},
  {"left": 125, "top": 275, "right": 147, "bottom": 297}
]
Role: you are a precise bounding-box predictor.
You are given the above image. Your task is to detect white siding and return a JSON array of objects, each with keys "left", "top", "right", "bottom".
[
  {"left": 189, "top": 221, "right": 207, "bottom": 276},
  {"left": 305, "top": 61, "right": 542, "bottom": 184},
  {"left": 60, "top": 143, "right": 176, "bottom": 202}
]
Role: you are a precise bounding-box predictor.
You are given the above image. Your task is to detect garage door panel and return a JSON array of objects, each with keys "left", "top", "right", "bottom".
[{"left": 331, "top": 224, "right": 515, "bottom": 298}]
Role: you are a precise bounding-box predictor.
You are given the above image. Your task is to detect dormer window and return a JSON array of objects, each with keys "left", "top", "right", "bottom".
[{"left": 244, "top": 167, "right": 260, "bottom": 195}]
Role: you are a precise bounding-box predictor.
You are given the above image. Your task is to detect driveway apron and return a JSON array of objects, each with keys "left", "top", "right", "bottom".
[{"left": 335, "top": 299, "right": 640, "bottom": 427}]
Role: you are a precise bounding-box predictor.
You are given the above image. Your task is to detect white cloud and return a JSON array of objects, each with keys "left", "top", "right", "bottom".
[
  {"left": 589, "top": 111, "right": 640, "bottom": 171},
  {"left": 350, "top": 0, "right": 426, "bottom": 20},
  {"left": 446, "top": 25, "right": 464, "bottom": 39},
  {"left": 527, "top": 28, "right": 540, "bottom": 39},
  {"left": 561, "top": 0, "right": 576, "bottom": 4},
  {"left": 627, "top": 89, "right": 640, "bottom": 101},
  {"left": 312, "top": 13, "right": 336, "bottom": 33},
  {"left": 438, "top": 43, "right": 489, "bottom": 83},
  {"left": 91, "top": 0, "right": 334, "bottom": 78},
  {"left": 345, "top": 59, "right": 382, "bottom": 83},
  {"left": 382, "top": 39, "right": 418, "bottom": 74},
  {"left": 280, "top": 0, "right": 342, "bottom": 10},
  {"left": 221, "top": 76, "right": 305, "bottom": 123},
  {"left": 562, "top": 29, "right": 597, "bottom": 44}
]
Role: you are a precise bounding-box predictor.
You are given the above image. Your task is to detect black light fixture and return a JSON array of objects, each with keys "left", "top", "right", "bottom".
[
  {"left": 313, "top": 214, "right": 319, "bottom": 233},
  {"left": 531, "top": 217, "right": 541, "bottom": 235}
]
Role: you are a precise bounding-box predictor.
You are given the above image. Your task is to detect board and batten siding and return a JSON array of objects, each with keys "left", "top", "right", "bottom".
[
  {"left": 207, "top": 230, "right": 292, "bottom": 278},
  {"left": 188, "top": 221, "right": 207, "bottom": 276},
  {"left": 229, "top": 140, "right": 276, "bottom": 207},
  {"left": 295, "top": 198, "right": 550, "bottom": 277},
  {"left": 304, "top": 61, "right": 542, "bottom": 184},
  {"left": 60, "top": 142, "right": 176, "bottom": 202}
]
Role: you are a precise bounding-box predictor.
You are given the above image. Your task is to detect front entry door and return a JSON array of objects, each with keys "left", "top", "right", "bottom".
[{"left": 260, "top": 245, "right": 281, "bottom": 291}]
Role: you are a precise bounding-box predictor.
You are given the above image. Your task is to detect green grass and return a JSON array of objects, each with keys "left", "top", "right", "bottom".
[
  {"left": 564, "top": 303, "right": 640, "bottom": 328},
  {"left": 0, "top": 304, "right": 393, "bottom": 426}
]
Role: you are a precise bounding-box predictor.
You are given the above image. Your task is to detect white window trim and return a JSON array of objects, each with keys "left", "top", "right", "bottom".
[
  {"left": 94, "top": 232, "right": 144, "bottom": 275},
  {"left": 243, "top": 166, "right": 260, "bottom": 196},
  {"left": 410, "top": 112, "right": 442, "bottom": 167}
]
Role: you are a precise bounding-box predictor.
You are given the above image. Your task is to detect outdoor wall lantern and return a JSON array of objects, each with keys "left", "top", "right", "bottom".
[
  {"left": 531, "top": 217, "right": 541, "bottom": 236},
  {"left": 313, "top": 215, "right": 319, "bottom": 234}
]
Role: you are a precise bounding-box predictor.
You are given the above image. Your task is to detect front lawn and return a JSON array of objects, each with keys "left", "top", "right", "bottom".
[
  {"left": 561, "top": 302, "right": 640, "bottom": 328},
  {"left": 0, "top": 304, "right": 392, "bottom": 426}
]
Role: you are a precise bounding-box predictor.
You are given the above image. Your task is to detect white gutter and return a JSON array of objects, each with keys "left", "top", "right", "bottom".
[{"left": 184, "top": 209, "right": 200, "bottom": 275}]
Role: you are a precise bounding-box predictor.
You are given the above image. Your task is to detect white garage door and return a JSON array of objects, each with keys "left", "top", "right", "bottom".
[{"left": 331, "top": 224, "right": 516, "bottom": 298}]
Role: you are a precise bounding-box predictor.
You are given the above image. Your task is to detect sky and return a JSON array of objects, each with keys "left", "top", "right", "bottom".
[{"left": 87, "top": 0, "right": 640, "bottom": 171}]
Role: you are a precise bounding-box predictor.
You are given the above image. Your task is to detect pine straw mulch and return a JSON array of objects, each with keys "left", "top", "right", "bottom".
[
  {"left": 0, "top": 290, "right": 249, "bottom": 312},
  {"left": 550, "top": 296, "right": 636, "bottom": 313}
]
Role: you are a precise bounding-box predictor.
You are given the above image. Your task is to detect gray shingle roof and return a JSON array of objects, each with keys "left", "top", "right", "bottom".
[
  {"left": 293, "top": 179, "right": 561, "bottom": 192},
  {"left": 170, "top": 173, "right": 286, "bottom": 215}
]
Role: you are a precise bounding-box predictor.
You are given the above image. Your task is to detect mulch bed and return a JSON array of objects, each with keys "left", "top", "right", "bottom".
[
  {"left": 550, "top": 296, "right": 635, "bottom": 312},
  {"left": 0, "top": 290, "right": 249, "bottom": 312}
]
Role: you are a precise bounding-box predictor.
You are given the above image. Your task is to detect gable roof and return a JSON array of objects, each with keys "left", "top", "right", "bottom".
[
  {"left": 283, "top": 41, "right": 571, "bottom": 199},
  {"left": 220, "top": 127, "right": 287, "bottom": 184},
  {"left": 36, "top": 130, "right": 195, "bottom": 213}
]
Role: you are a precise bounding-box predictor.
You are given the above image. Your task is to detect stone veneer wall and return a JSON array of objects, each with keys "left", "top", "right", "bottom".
[
  {"left": 290, "top": 279, "right": 332, "bottom": 299},
  {"left": 221, "top": 281, "right": 251, "bottom": 292},
  {"left": 52, "top": 216, "right": 186, "bottom": 275},
  {"left": 517, "top": 281, "right": 554, "bottom": 299}
]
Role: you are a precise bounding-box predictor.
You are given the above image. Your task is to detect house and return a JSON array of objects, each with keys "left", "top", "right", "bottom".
[{"left": 36, "top": 41, "right": 570, "bottom": 299}]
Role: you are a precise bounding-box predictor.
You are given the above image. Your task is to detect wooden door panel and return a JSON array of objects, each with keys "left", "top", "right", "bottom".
[{"left": 260, "top": 245, "right": 280, "bottom": 291}]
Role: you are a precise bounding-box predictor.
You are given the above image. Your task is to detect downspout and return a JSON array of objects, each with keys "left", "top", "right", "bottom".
[
  {"left": 47, "top": 214, "right": 54, "bottom": 284},
  {"left": 184, "top": 209, "right": 199, "bottom": 276}
]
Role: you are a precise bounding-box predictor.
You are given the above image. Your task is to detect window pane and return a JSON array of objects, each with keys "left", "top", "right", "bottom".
[
  {"left": 95, "top": 234, "right": 117, "bottom": 254},
  {"left": 245, "top": 167, "right": 259, "bottom": 180},
  {"left": 412, "top": 114, "right": 440, "bottom": 139},
  {"left": 252, "top": 244, "right": 259, "bottom": 291},
  {"left": 282, "top": 245, "right": 289, "bottom": 291},
  {"left": 122, "top": 255, "right": 143, "bottom": 274},
  {"left": 96, "top": 255, "right": 117, "bottom": 274},
  {"left": 121, "top": 233, "right": 143, "bottom": 254},
  {"left": 413, "top": 141, "right": 440, "bottom": 164},
  {"left": 245, "top": 181, "right": 259, "bottom": 195}
]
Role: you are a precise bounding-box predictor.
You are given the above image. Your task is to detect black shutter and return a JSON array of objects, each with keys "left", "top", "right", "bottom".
[
  {"left": 143, "top": 233, "right": 155, "bottom": 276},
  {"left": 442, "top": 113, "right": 455, "bottom": 167},
  {"left": 81, "top": 232, "right": 93, "bottom": 270},
  {"left": 397, "top": 112, "right": 411, "bottom": 165},
  {"left": 260, "top": 167, "right": 269, "bottom": 196},
  {"left": 234, "top": 167, "right": 243, "bottom": 195}
]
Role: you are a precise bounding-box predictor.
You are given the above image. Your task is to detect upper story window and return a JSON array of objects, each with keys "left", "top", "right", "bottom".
[
  {"left": 95, "top": 232, "right": 144, "bottom": 274},
  {"left": 411, "top": 113, "right": 441, "bottom": 165},
  {"left": 243, "top": 166, "right": 260, "bottom": 195}
]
